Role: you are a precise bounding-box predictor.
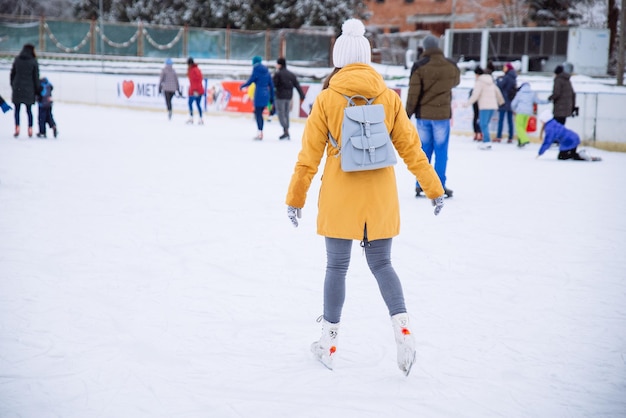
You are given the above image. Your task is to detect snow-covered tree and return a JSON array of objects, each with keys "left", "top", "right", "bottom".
[
  {"left": 527, "top": 0, "right": 584, "bottom": 26},
  {"left": 0, "top": 0, "right": 73, "bottom": 17},
  {"left": 64, "top": 0, "right": 364, "bottom": 30},
  {"left": 569, "top": 0, "right": 608, "bottom": 27}
]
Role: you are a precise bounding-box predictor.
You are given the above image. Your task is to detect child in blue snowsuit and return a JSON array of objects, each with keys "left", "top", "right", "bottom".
[
  {"left": 537, "top": 110, "right": 583, "bottom": 160},
  {"left": 36, "top": 77, "right": 57, "bottom": 138}
]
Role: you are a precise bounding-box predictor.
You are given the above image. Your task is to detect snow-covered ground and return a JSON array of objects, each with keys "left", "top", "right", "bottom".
[{"left": 1, "top": 103, "right": 625, "bottom": 418}]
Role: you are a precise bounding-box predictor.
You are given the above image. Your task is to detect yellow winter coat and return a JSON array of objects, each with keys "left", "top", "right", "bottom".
[{"left": 285, "top": 64, "right": 444, "bottom": 241}]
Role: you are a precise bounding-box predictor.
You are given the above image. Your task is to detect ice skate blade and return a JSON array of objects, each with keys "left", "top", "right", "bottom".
[{"left": 311, "top": 342, "right": 333, "bottom": 370}]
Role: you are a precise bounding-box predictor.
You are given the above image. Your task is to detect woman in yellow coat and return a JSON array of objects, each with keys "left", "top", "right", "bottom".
[{"left": 285, "top": 19, "right": 445, "bottom": 376}]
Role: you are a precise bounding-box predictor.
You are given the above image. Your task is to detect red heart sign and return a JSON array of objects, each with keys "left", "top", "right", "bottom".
[{"left": 122, "top": 80, "right": 134, "bottom": 98}]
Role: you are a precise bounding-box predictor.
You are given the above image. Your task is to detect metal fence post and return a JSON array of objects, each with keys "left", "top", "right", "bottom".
[
  {"left": 137, "top": 21, "right": 143, "bottom": 56},
  {"left": 183, "top": 25, "right": 188, "bottom": 58},
  {"left": 90, "top": 18, "right": 96, "bottom": 54},
  {"left": 226, "top": 26, "right": 230, "bottom": 60},
  {"left": 39, "top": 16, "right": 45, "bottom": 52}
]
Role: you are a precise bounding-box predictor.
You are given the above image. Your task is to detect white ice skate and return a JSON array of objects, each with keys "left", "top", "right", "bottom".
[
  {"left": 311, "top": 318, "right": 339, "bottom": 370},
  {"left": 391, "top": 313, "right": 416, "bottom": 376}
]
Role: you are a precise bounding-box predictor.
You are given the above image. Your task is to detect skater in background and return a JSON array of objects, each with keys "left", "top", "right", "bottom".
[
  {"left": 240, "top": 56, "right": 274, "bottom": 140},
  {"left": 272, "top": 57, "right": 305, "bottom": 140},
  {"left": 406, "top": 34, "right": 459, "bottom": 198},
  {"left": 495, "top": 62, "right": 517, "bottom": 143},
  {"left": 469, "top": 88, "right": 482, "bottom": 142},
  {"left": 537, "top": 109, "right": 596, "bottom": 160},
  {"left": 549, "top": 65, "right": 576, "bottom": 125},
  {"left": 474, "top": 60, "right": 495, "bottom": 142},
  {"left": 10, "top": 43, "right": 39, "bottom": 138},
  {"left": 464, "top": 66, "right": 505, "bottom": 150},
  {"left": 285, "top": 18, "right": 445, "bottom": 375},
  {"left": 159, "top": 58, "right": 180, "bottom": 120},
  {"left": 186, "top": 57, "right": 204, "bottom": 125},
  {"left": 511, "top": 82, "right": 548, "bottom": 148},
  {"left": 36, "top": 77, "right": 57, "bottom": 138}
]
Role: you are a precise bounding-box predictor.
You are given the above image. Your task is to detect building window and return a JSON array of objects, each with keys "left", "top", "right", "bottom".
[
  {"left": 375, "top": 0, "right": 385, "bottom": 3},
  {"left": 405, "top": 0, "right": 415, "bottom": 3}
]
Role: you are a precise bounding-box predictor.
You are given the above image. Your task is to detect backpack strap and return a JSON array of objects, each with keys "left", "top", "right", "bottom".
[
  {"left": 345, "top": 94, "right": 376, "bottom": 106},
  {"left": 328, "top": 94, "right": 377, "bottom": 149}
]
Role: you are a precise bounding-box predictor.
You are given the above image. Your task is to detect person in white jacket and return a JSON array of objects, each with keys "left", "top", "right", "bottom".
[
  {"left": 510, "top": 82, "right": 549, "bottom": 147},
  {"left": 464, "top": 67, "right": 505, "bottom": 150}
]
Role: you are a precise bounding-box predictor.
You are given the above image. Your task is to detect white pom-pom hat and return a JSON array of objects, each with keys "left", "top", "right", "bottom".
[{"left": 332, "top": 19, "right": 371, "bottom": 68}]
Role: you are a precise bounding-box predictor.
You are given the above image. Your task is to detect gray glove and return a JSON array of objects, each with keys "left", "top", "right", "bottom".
[
  {"left": 287, "top": 206, "right": 302, "bottom": 227},
  {"left": 432, "top": 195, "right": 444, "bottom": 216}
]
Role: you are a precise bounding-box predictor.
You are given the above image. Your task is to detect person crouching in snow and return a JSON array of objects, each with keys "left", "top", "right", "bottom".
[{"left": 537, "top": 109, "right": 586, "bottom": 160}]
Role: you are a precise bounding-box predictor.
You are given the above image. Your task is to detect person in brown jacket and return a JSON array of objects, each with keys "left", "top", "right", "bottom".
[{"left": 406, "top": 35, "right": 460, "bottom": 197}]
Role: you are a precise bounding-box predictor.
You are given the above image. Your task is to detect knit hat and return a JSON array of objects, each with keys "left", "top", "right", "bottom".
[
  {"left": 277, "top": 57, "right": 286, "bottom": 66},
  {"left": 554, "top": 65, "right": 564, "bottom": 74},
  {"left": 252, "top": 55, "right": 263, "bottom": 65},
  {"left": 165, "top": 58, "right": 173, "bottom": 65},
  {"left": 422, "top": 35, "right": 439, "bottom": 51},
  {"left": 504, "top": 62, "right": 514, "bottom": 71},
  {"left": 562, "top": 62, "right": 574, "bottom": 74},
  {"left": 332, "top": 19, "right": 371, "bottom": 68}
]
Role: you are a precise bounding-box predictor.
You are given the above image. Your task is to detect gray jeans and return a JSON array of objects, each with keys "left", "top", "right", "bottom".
[
  {"left": 323, "top": 237, "right": 406, "bottom": 323},
  {"left": 275, "top": 98, "right": 291, "bottom": 131}
]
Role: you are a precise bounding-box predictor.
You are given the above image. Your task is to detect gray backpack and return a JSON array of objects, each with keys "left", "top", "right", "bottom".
[{"left": 328, "top": 94, "right": 397, "bottom": 172}]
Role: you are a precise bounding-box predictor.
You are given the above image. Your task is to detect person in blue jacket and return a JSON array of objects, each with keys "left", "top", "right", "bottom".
[
  {"left": 240, "top": 56, "right": 275, "bottom": 140},
  {"left": 537, "top": 109, "right": 584, "bottom": 160},
  {"left": 495, "top": 62, "right": 517, "bottom": 142}
]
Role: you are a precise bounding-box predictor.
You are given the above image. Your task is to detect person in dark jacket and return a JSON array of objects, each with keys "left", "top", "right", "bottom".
[
  {"left": 272, "top": 57, "right": 305, "bottom": 140},
  {"left": 495, "top": 62, "right": 517, "bottom": 142},
  {"left": 10, "top": 43, "right": 40, "bottom": 138},
  {"left": 36, "top": 77, "right": 57, "bottom": 138},
  {"left": 240, "top": 56, "right": 275, "bottom": 140},
  {"left": 406, "top": 35, "right": 460, "bottom": 198},
  {"left": 548, "top": 65, "right": 576, "bottom": 125}
]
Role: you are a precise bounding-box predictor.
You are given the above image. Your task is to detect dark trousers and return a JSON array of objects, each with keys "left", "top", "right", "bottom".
[
  {"left": 14, "top": 103, "right": 33, "bottom": 127},
  {"left": 558, "top": 148, "right": 584, "bottom": 160},
  {"left": 164, "top": 91, "right": 175, "bottom": 111},
  {"left": 254, "top": 106, "right": 265, "bottom": 131},
  {"left": 472, "top": 103, "right": 481, "bottom": 134},
  {"left": 38, "top": 105, "right": 56, "bottom": 134}
]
